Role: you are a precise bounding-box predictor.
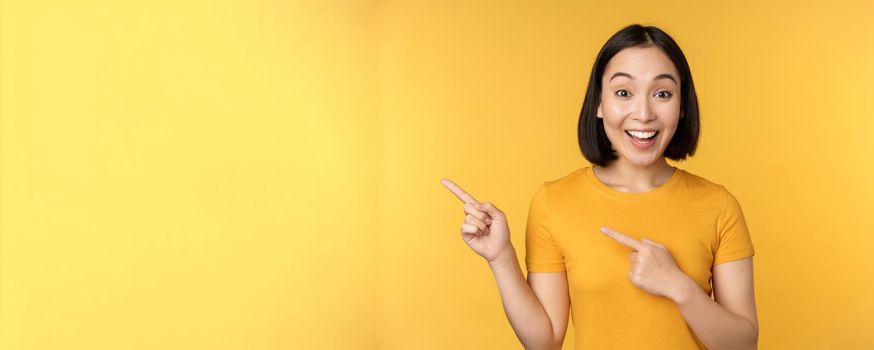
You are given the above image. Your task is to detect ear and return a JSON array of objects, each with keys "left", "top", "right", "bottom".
[{"left": 596, "top": 103, "right": 603, "bottom": 119}]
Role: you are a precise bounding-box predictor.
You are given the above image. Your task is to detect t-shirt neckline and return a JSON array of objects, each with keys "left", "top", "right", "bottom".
[{"left": 584, "top": 165, "right": 683, "bottom": 201}]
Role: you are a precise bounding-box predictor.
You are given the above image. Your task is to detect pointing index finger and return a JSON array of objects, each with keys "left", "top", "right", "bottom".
[
  {"left": 600, "top": 227, "right": 644, "bottom": 251},
  {"left": 440, "top": 178, "right": 480, "bottom": 205}
]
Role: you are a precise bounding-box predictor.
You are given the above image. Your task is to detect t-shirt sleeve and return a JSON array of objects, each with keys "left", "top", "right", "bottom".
[
  {"left": 524, "top": 182, "right": 566, "bottom": 272},
  {"left": 713, "top": 186, "right": 756, "bottom": 265}
]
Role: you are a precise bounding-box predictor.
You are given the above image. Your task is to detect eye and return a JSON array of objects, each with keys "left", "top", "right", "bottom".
[
  {"left": 655, "top": 90, "right": 673, "bottom": 99},
  {"left": 615, "top": 89, "right": 631, "bottom": 98}
]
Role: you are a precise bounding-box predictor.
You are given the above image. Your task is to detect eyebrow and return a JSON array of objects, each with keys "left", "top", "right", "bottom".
[{"left": 609, "top": 72, "right": 678, "bottom": 85}]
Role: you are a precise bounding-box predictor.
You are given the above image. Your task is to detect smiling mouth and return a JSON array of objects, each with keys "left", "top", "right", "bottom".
[{"left": 625, "top": 130, "right": 658, "bottom": 141}]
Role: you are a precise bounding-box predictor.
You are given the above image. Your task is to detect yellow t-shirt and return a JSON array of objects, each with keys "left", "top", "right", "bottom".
[{"left": 524, "top": 166, "right": 755, "bottom": 350}]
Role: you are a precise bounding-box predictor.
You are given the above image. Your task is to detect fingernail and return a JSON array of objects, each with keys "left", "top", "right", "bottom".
[{"left": 600, "top": 227, "right": 607, "bottom": 233}]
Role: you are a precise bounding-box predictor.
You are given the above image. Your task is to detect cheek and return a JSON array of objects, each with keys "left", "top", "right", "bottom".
[
  {"left": 600, "top": 105, "right": 626, "bottom": 126},
  {"left": 602, "top": 116, "right": 625, "bottom": 134},
  {"left": 657, "top": 99, "right": 682, "bottom": 117},
  {"left": 660, "top": 104, "right": 681, "bottom": 116},
  {"left": 602, "top": 101, "right": 626, "bottom": 117},
  {"left": 653, "top": 103, "right": 682, "bottom": 127}
]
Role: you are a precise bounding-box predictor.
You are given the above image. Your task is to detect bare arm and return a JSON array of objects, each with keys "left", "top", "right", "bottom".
[
  {"left": 488, "top": 247, "right": 570, "bottom": 350},
  {"left": 673, "top": 257, "right": 759, "bottom": 350},
  {"left": 439, "top": 179, "right": 569, "bottom": 349}
]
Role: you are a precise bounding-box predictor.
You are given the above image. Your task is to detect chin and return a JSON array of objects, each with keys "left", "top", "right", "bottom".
[
  {"left": 620, "top": 149, "right": 665, "bottom": 167},
  {"left": 626, "top": 159, "right": 658, "bottom": 167}
]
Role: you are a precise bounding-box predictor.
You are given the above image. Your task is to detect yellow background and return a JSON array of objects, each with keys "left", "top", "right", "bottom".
[{"left": 1, "top": 0, "right": 872, "bottom": 349}]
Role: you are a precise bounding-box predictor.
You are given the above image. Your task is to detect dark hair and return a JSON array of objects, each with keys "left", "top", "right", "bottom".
[{"left": 578, "top": 24, "right": 700, "bottom": 167}]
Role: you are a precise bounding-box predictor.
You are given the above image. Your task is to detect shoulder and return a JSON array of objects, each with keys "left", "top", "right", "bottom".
[
  {"left": 678, "top": 168, "right": 724, "bottom": 192},
  {"left": 674, "top": 168, "right": 733, "bottom": 202},
  {"left": 536, "top": 166, "right": 588, "bottom": 198},
  {"left": 525, "top": 167, "right": 588, "bottom": 210},
  {"left": 543, "top": 167, "right": 586, "bottom": 188},
  {"left": 676, "top": 169, "right": 749, "bottom": 220}
]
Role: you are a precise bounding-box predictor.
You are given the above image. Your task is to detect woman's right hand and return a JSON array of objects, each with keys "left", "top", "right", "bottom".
[{"left": 440, "top": 178, "right": 513, "bottom": 263}]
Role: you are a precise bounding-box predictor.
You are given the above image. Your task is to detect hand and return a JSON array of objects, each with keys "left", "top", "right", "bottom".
[
  {"left": 440, "top": 178, "right": 512, "bottom": 263},
  {"left": 600, "top": 226, "right": 690, "bottom": 302}
]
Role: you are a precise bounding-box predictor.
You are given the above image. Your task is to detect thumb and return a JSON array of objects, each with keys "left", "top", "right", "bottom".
[{"left": 475, "top": 202, "right": 503, "bottom": 218}]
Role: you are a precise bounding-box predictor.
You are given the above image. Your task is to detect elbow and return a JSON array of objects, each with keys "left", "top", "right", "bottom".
[
  {"left": 750, "top": 323, "right": 759, "bottom": 349},
  {"left": 709, "top": 320, "right": 758, "bottom": 350},
  {"left": 544, "top": 340, "right": 563, "bottom": 350},
  {"left": 547, "top": 329, "right": 566, "bottom": 350},
  {"left": 522, "top": 336, "right": 563, "bottom": 350},
  {"left": 737, "top": 320, "right": 759, "bottom": 350},
  {"left": 523, "top": 343, "right": 562, "bottom": 350},
  {"left": 746, "top": 318, "right": 759, "bottom": 350},
  {"left": 547, "top": 337, "right": 566, "bottom": 350}
]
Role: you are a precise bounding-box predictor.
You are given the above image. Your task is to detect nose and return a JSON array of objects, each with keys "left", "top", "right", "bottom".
[{"left": 633, "top": 98, "right": 657, "bottom": 123}]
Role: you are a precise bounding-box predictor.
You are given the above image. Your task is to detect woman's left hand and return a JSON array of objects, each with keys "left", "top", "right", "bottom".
[{"left": 600, "top": 226, "right": 691, "bottom": 302}]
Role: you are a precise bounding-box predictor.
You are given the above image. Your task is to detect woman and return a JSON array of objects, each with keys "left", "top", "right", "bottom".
[{"left": 441, "top": 24, "right": 758, "bottom": 349}]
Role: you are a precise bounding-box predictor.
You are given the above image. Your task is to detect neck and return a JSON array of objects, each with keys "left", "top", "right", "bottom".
[{"left": 593, "top": 157, "right": 676, "bottom": 193}]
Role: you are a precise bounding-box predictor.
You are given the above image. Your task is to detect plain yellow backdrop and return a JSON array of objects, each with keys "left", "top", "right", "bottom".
[{"left": 1, "top": 0, "right": 872, "bottom": 349}]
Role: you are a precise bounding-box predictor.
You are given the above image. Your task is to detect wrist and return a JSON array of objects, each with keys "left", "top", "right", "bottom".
[
  {"left": 671, "top": 273, "right": 698, "bottom": 305},
  {"left": 488, "top": 247, "right": 517, "bottom": 267}
]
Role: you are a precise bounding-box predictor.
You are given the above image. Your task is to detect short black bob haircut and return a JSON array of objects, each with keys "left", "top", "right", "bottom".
[{"left": 578, "top": 24, "right": 700, "bottom": 167}]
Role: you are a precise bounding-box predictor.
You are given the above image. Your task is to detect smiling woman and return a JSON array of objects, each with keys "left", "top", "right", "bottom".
[
  {"left": 442, "top": 23, "right": 758, "bottom": 350},
  {"left": 580, "top": 24, "right": 700, "bottom": 177}
]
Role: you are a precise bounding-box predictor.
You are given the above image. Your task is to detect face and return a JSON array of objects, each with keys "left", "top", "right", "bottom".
[{"left": 596, "top": 45, "right": 682, "bottom": 167}]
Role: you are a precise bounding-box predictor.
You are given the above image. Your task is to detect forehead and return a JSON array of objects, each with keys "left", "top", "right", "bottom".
[{"left": 603, "top": 46, "right": 679, "bottom": 82}]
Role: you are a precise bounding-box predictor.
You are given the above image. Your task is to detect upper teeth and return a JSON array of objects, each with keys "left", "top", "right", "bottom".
[{"left": 628, "top": 130, "right": 656, "bottom": 138}]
